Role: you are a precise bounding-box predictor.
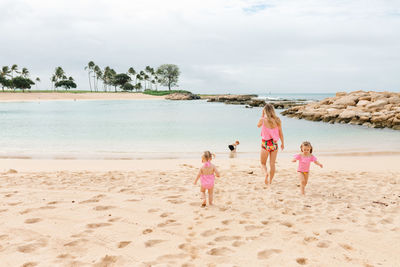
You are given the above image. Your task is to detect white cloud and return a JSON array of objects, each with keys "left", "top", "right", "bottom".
[{"left": 0, "top": 0, "right": 399, "bottom": 93}]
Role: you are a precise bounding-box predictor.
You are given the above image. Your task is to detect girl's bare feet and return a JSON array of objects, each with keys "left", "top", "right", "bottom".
[{"left": 201, "top": 200, "right": 206, "bottom": 207}]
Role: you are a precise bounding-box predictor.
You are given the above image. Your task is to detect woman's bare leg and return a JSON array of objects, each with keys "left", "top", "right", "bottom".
[
  {"left": 269, "top": 150, "right": 278, "bottom": 184},
  {"left": 260, "top": 149, "right": 269, "bottom": 185}
]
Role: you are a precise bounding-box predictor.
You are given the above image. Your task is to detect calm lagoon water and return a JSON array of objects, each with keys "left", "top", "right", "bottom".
[{"left": 1, "top": 98, "right": 399, "bottom": 159}]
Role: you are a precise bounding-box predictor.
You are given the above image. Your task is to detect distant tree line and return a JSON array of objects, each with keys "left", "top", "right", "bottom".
[
  {"left": 0, "top": 62, "right": 180, "bottom": 92},
  {"left": 0, "top": 65, "right": 39, "bottom": 92},
  {"left": 84, "top": 62, "right": 180, "bottom": 92}
]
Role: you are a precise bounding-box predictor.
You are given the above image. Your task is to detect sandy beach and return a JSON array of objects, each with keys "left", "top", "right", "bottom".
[
  {"left": 0, "top": 92, "right": 165, "bottom": 102},
  {"left": 0, "top": 156, "right": 399, "bottom": 266}
]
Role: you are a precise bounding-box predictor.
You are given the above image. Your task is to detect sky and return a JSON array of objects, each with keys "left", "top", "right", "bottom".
[{"left": 0, "top": 0, "right": 399, "bottom": 94}]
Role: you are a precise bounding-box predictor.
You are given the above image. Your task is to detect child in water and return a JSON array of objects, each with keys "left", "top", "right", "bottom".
[
  {"left": 228, "top": 140, "right": 240, "bottom": 152},
  {"left": 292, "top": 141, "right": 323, "bottom": 195},
  {"left": 194, "top": 151, "right": 220, "bottom": 207}
]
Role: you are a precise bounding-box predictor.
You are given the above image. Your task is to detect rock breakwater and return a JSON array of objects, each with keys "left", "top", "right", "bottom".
[{"left": 281, "top": 91, "right": 400, "bottom": 130}]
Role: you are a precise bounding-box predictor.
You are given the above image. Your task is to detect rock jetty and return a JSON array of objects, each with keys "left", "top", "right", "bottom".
[
  {"left": 281, "top": 91, "right": 400, "bottom": 130},
  {"left": 203, "top": 95, "right": 308, "bottom": 109},
  {"left": 165, "top": 93, "right": 200, "bottom": 100}
]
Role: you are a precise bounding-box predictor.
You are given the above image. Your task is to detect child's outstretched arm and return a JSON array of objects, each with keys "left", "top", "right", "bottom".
[
  {"left": 257, "top": 118, "right": 263, "bottom": 128},
  {"left": 314, "top": 160, "right": 323, "bottom": 168},
  {"left": 214, "top": 166, "right": 220, "bottom": 177},
  {"left": 194, "top": 169, "right": 201, "bottom": 185}
]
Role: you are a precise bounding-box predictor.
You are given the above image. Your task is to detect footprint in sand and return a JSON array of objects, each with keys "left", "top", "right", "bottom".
[
  {"left": 22, "top": 262, "right": 38, "bottom": 267},
  {"left": 214, "top": 236, "right": 241, "bottom": 242},
  {"left": 201, "top": 229, "right": 218, "bottom": 237},
  {"left": 57, "top": 253, "right": 75, "bottom": 259},
  {"left": 244, "top": 225, "right": 263, "bottom": 231},
  {"left": 207, "top": 247, "right": 234, "bottom": 256},
  {"left": 0, "top": 209, "right": 8, "bottom": 213},
  {"left": 142, "top": 229, "right": 153, "bottom": 234},
  {"left": 296, "top": 258, "right": 308, "bottom": 265},
  {"left": 339, "top": 243, "right": 354, "bottom": 251},
  {"left": 93, "top": 255, "right": 119, "bottom": 267},
  {"left": 24, "top": 218, "right": 42, "bottom": 224},
  {"left": 86, "top": 223, "right": 111, "bottom": 229},
  {"left": 221, "top": 220, "right": 232, "bottom": 225},
  {"left": 232, "top": 241, "right": 245, "bottom": 247},
  {"left": 326, "top": 229, "right": 344, "bottom": 235},
  {"left": 257, "top": 249, "right": 282, "bottom": 259},
  {"left": 64, "top": 238, "right": 88, "bottom": 247},
  {"left": 317, "top": 240, "right": 331, "bottom": 248},
  {"left": 18, "top": 239, "right": 47, "bottom": 253},
  {"left": 144, "top": 239, "right": 165, "bottom": 247},
  {"left": 148, "top": 208, "right": 160, "bottom": 213},
  {"left": 303, "top": 236, "right": 318, "bottom": 243},
  {"left": 93, "top": 206, "right": 115, "bottom": 211},
  {"left": 117, "top": 241, "right": 131, "bottom": 248},
  {"left": 157, "top": 253, "right": 187, "bottom": 261},
  {"left": 157, "top": 219, "right": 179, "bottom": 227},
  {"left": 160, "top": 212, "right": 173, "bottom": 218}
]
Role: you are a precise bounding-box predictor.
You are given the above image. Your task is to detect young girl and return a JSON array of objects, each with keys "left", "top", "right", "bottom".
[
  {"left": 194, "top": 151, "right": 220, "bottom": 207},
  {"left": 257, "top": 104, "right": 284, "bottom": 186},
  {"left": 292, "top": 141, "right": 323, "bottom": 195}
]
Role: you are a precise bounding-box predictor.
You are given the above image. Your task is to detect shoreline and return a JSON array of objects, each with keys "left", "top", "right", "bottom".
[
  {"left": 1, "top": 155, "right": 400, "bottom": 172},
  {"left": 0, "top": 92, "right": 165, "bottom": 102}
]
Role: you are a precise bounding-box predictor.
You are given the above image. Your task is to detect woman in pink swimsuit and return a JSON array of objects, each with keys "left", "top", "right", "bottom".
[
  {"left": 257, "top": 104, "right": 285, "bottom": 186},
  {"left": 194, "top": 151, "right": 220, "bottom": 207}
]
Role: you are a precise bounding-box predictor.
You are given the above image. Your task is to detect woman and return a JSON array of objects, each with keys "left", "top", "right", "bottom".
[{"left": 257, "top": 104, "right": 285, "bottom": 185}]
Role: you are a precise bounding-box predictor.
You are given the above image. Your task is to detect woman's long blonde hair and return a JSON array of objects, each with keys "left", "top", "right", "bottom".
[{"left": 263, "top": 104, "right": 281, "bottom": 127}]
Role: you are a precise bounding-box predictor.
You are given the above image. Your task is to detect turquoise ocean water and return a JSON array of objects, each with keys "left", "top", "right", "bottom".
[{"left": 1, "top": 94, "right": 399, "bottom": 159}]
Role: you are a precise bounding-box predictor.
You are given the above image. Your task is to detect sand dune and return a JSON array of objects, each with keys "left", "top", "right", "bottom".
[{"left": 0, "top": 157, "right": 399, "bottom": 266}]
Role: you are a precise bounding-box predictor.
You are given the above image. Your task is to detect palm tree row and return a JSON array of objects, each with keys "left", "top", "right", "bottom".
[
  {"left": 0, "top": 64, "right": 39, "bottom": 92},
  {"left": 1, "top": 62, "right": 180, "bottom": 92},
  {"left": 85, "top": 61, "right": 161, "bottom": 92}
]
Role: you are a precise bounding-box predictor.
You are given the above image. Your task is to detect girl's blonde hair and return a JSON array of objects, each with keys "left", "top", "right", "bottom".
[
  {"left": 300, "top": 141, "right": 313, "bottom": 154},
  {"left": 202, "top": 151, "right": 215, "bottom": 161},
  {"left": 263, "top": 104, "right": 281, "bottom": 127}
]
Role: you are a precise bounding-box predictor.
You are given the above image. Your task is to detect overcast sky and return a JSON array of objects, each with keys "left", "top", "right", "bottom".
[{"left": 1, "top": 0, "right": 399, "bottom": 93}]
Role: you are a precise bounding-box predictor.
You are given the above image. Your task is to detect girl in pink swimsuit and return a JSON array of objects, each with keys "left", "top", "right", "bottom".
[
  {"left": 292, "top": 141, "right": 323, "bottom": 195},
  {"left": 194, "top": 151, "right": 220, "bottom": 207},
  {"left": 257, "top": 104, "right": 285, "bottom": 186}
]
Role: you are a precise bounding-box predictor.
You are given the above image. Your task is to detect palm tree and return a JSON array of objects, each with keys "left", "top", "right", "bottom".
[
  {"left": 10, "top": 64, "right": 19, "bottom": 79},
  {"left": 1, "top": 66, "right": 11, "bottom": 91},
  {"left": 50, "top": 75, "right": 56, "bottom": 91},
  {"left": 11, "top": 64, "right": 19, "bottom": 91},
  {"left": 128, "top": 67, "right": 136, "bottom": 87},
  {"left": 35, "top": 77, "right": 40, "bottom": 90},
  {"left": 94, "top": 65, "right": 102, "bottom": 92},
  {"left": 21, "top": 67, "right": 29, "bottom": 78},
  {"left": 84, "top": 61, "right": 95, "bottom": 92},
  {"left": 102, "top": 66, "right": 111, "bottom": 92}
]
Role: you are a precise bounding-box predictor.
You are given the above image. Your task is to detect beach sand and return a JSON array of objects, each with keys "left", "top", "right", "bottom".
[
  {"left": 0, "top": 92, "right": 165, "bottom": 102},
  {"left": 0, "top": 156, "right": 399, "bottom": 266}
]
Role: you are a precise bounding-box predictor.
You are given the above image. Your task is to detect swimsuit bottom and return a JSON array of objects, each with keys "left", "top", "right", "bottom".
[
  {"left": 228, "top": 145, "right": 235, "bottom": 151},
  {"left": 200, "top": 175, "right": 215, "bottom": 189},
  {"left": 262, "top": 139, "right": 278, "bottom": 152}
]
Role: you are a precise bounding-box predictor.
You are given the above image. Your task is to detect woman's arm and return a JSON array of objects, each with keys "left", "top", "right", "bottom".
[
  {"left": 257, "top": 118, "right": 263, "bottom": 128},
  {"left": 279, "top": 125, "right": 284, "bottom": 150}
]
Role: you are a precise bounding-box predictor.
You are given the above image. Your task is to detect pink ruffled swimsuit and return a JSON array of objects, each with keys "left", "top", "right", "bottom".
[{"left": 200, "top": 161, "right": 215, "bottom": 189}]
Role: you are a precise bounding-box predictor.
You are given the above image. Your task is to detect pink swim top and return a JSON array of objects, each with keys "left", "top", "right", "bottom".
[
  {"left": 294, "top": 154, "right": 317, "bottom": 172},
  {"left": 261, "top": 123, "right": 280, "bottom": 142},
  {"left": 200, "top": 161, "right": 215, "bottom": 189}
]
